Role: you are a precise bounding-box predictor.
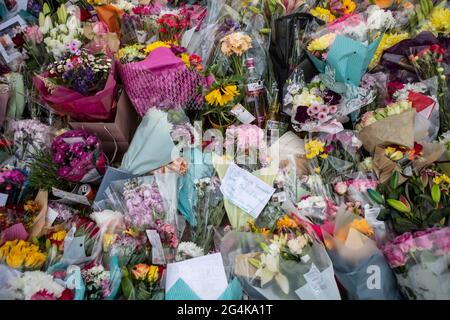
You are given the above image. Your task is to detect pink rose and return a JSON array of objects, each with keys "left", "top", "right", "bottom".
[
  {"left": 413, "top": 231, "right": 433, "bottom": 251},
  {"left": 435, "top": 232, "right": 450, "bottom": 253},
  {"left": 383, "top": 243, "right": 407, "bottom": 268},
  {"left": 24, "top": 25, "right": 43, "bottom": 44},
  {"left": 392, "top": 232, "right": 415, "bottom": 254},
  {"left": 334, "top": 181, "right": 348, "bottom": 195}
]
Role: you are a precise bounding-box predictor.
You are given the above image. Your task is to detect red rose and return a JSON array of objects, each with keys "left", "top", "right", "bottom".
[
  {"left": 12, "top": 34, "right": 25, "bottom": 47},
  {"left": 79, "top": 7, "right": 92, "bottom": 21}
]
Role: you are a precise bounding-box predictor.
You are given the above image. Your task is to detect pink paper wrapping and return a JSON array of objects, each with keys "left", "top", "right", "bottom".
[
  {"left": 0, "top": 223, "right": 28, "bottom": 245},
  {"left": 119, "top": 47, "right": 206, "bottom": 117},
  {"left": 33, "top": 64, "right": 117, "bottom": 122}
]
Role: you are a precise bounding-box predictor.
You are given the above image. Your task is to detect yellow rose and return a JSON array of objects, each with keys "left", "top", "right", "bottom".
[
  {"left": 24, "top": 252, "right": 46, "bottom": 269},
  {"left": 147, "top": 265, "right": 159, "bottom": 284},
  {"left": 132, "top": 264, "right": 150, "bottom": 280},
  {"left": 6, "top": 250, "right": 25, "bottom": 269}
]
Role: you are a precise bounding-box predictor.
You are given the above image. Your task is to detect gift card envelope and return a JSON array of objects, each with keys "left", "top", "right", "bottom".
[{"left": 165, "top": 253, "right": 229, "bottom": 300}]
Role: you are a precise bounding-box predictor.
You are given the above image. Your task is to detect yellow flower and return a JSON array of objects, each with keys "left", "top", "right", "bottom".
[
  {"left": 205, "top": 85, "right": 240, "bottom": 107},
  {"left": 307, "top": 33, "right": 336, "bottom": 52},
  {"left": 103, "top": 233, "right": 117, "bottom": 251},
  {"left": 389, "top": 150, "right": 404, "bottom": 161},
  {"left": 144, "top": 41, "right": 171, "bottom": 55},
  {"left": 180, "top": 53, "right": 191, "bottom": 67},
  {"left": 305, "top": 140, "right": 325, "bottom": 159},
  {"left": 349, "top": 219, "right": 374, "bottom": 237},
  {"left": 132, "top": 264, "right": 150, "bottom": 280},
  {"left": 369, "top": 33, "right": 409, "bottom": 69},
  {"left": 320, "top": 153, "right": 328, "bottom": 159},
  {"left": 276, "top": 215, "right": 298, "bottom": 231},
  {"left": 434, "top": 174, "right": 450, "bottom": 187},
  {"left": 0, "top": 240, "right": 14, "bottom": 259},
  {"left": 385, "top": 146, "right": 396, "bottom": 155},
  {"left": 24, "top": 252, "right": 46, "bottom": 269},
  {"left": 310, "top": 7, "right": 336, "bottom": 23},
  {"left": 6, "top": 251, "right": 25, "bottom": 269},
  {"left": 50, "top": 230, "right": 66, "bottom": 242},
  {"left": 147, "top": 265, "right": 159, "bottom": 284},
  {"left": 342, "top": 0, "right": 356, "bottom": 14},
  {"left": 24, "top": 200, "right": 41, "bottom": 213},
  {"left": 430, "top": 7, "right": 450, "bottom": 35},
  {"left": 314, "top": 167, "right": 321, "bottom": 174}
]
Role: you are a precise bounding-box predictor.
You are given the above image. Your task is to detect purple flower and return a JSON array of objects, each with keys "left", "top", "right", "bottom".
[
  {"left": 170, "top": 44, "right": 187, "bottom": 56},
  {"left": 65, "top": 40, "right": 82, "bottom": 54},
  {"left": 295, "top": 106, "right": 310, "bottom": 123},
  {"left": 323, "top": 89, "right": 341, "bottom": 105}
]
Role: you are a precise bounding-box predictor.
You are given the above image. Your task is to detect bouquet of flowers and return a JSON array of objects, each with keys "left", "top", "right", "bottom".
[
  {"left": 33, "top": 43, "right": 117, "bottom": 121},
  {"left": 120, "top": 263, "right": 164, "bottom": 300},
  {"left": 81, "top": 257, "right": 121, "bottom": 300},
  {"left": 220, "top": 215, "right": 341, "bottom": 300},
  {"left": 0, "top": 167, "right": 27, "bottom": 204},
  {"left": 118, "top": 40, "right": 207, "bottom": 116},
  {"left": 50, "top": 130, "right": 106, "bottom": 183},
  {"left": 382, "top": 226, "right": 450, "bottom": 299},
  {"left": 322, "top": 207, "right": 402, "bottom": 299},
  {"left": 0, "top": 239, "right": 47, "bottom": 271}
]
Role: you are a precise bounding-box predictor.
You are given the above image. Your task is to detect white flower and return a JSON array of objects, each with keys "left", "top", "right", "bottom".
[
  {"left": 10, "top": 271, "right": 65, "bottom": 300},
  {"left": 283, "top": 93, "right": 293, "bottom": 106},
  {"left": 175, "top": 242, "right": 204, "bottom": 261},
  {"left": 287, "top": 235, "right": 309, "bottom": 255},
  {"left": 287, "top": 83, "right": 301, "bottom": 95},
  {"left": 366, "top": 5, "right": 395, "bottom": 32}
]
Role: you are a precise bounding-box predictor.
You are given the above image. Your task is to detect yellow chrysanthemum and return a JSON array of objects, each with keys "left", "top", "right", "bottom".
[
  {"left": 144, "top": 41, "right": 171, "bottom": 55},
  {"left": 310, "top": 7, "right": 336, "bottom": 23},
  {"left": 305, "top": 139, "right": 325, "bottom": 159},
  {"left": 369, "top": 33, "right": 409, "bottom": 69},
  {"left": 342, "top": 0, "right": 356, "bottom": 14},
  {"left": 430, "top": 7, "right": 450, "bottom": 35},
  {"left": 307, "top": 33, "right": 336, "bottom": 52},
  {"left": 205, "top": 85, "right": 240, "bottom": 107},
  {"left": 180, "top": 53, "right": 191, "bottom": 67},
  {"left": 276, "top": 215, "right": 298, "bottom": 231},
  {"left": 50, "top": 230, "right": 67, "bottom": 242}
]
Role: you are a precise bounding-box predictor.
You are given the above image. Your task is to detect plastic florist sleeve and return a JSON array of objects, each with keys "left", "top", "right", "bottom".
[
  {"left": 219, "top": 215, "right": 341, "bottom": 300},
  {"left": 382, "top": 227, "right": 450, "bottom": 300},
  {"left": 322, "top": 208, "right": 402, "bottom": 300},
  {"left": 105, "top": 173, "right": 180, "bottom": 264}
]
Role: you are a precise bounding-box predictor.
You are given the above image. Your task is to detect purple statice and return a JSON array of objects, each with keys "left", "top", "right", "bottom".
[
  {"left": 27, "top": 0, "right": 42, "bottom": 17},
  {"left": 170, "top": 44, "right": 187, "bottom": 56},
  {"left": 217, "top": 19, "right": 241, "bottom": 37},
  {"left": 64, "top": 67, "right": 96, "bottom": 95},
  {"left": 123, "top": 182, "right": 165, "bottom": 230}
]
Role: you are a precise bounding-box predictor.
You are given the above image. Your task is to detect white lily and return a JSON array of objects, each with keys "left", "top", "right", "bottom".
[{"left": 255, "top": 252, "right": 290, "bottom": 294}]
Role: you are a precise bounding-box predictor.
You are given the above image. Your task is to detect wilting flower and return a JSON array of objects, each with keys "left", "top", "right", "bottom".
[{"left": 220, "top": 32, "right": 252, "bottom": 56}]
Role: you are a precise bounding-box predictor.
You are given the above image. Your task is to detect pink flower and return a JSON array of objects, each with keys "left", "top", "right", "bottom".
[
  {"left": 435, "top": 232, "right": 450, "bottom": 253},
  {"left": 320, "top": 105, "right": 329, "bottom": 114},
  {"left": 93, "top": 22, "right": 109, "bottom": 35},
  {"left": 310, "top": 105, "right": 320, "bottom": 114},
  {"left": 307, "top": 107, "right": 316, "bottom": 117},
  {"left": 383, "top": 244, "right": 407, "bottom": 268},
  {"left": 24, "top": 25, "right": 43, "bottom": 44},
  {"left": 317, "top": 112, "right": 329, "bottom": 123},
  {"left": 65, "top": 40, "right": 81, "bottom": 54},
  {"left": 329, "top": 105, "right": 337, "bottom": 113},
  {"left": 392, "top": 232, "right": 415, "bottom": 254},
  {"left": 413, "top": 231, "right": 433, "bottom": 250},
  {"left": 31, "top": 290, "right": 56, "bottom": 300},
  {"left": 334, "top": 181, "right": 348, "bottom": 195}
]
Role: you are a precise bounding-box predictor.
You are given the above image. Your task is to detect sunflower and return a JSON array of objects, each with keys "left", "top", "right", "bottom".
[{"left": 205, "top": 85, "right": 240, "bottom": 107}]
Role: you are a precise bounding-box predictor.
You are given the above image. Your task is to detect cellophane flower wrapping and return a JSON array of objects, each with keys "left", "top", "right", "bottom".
[
  {"left": 32, "top": 47, "right": 117, "bottom": 122},
  {"left": 219, "top": 229, "right": 341, "bottom": 300},
  {"left": 382, "top": 227, "right": 450, "bottom": 300},
  {"left": 51, "top": 130, "right": 107, "bottom": 183},
  {"left": 105, "top": 173, "right": 180, "bottom": 263},
  {"left": 118, "top": 47, "right": 206, "bottom": 116},
  {"left": 322, "top": 208, "right": 402, "bottom": 300}
]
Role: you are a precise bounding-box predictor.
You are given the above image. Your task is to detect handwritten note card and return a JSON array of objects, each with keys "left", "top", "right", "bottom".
[
  {"left": 220, "top": 164, "right": 275, "bottom": 219},
  {"left": 165, "top": 253, "right": 228, "bottom": 300}
]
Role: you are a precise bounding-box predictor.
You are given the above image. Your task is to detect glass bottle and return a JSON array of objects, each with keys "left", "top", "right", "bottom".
[{"left": 244, "top": 58, "right": 268, "bottom": 128}]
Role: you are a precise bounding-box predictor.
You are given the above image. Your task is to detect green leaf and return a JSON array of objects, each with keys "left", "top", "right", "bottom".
[
  {"left": 393, "top": 217, "right": 419, "bottom": 234},
  {"left": 389, "top": 171, "right": 399, "bottom": 190},
  {"left": 431, "top": 184, "right": 441, "bottom": 205},
  {"left": 121, "top": 274, "right": 135, "bottom": 300},
  {"left": 387, "top": 199, "right": 411, "bottom": 213},
  {"left": 377, "top": 209, "right": 390, "bottom": 221},
  {"left": 427, "top": 209, "right": 444, "bottom": 225},
  {"left": 368, "top": 188, "right": 384, "bottom": 205}
]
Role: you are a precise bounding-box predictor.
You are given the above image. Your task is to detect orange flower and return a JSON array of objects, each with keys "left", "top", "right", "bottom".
[{"left": 276, "top": 215, "right": 298, "bottom": 231}]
